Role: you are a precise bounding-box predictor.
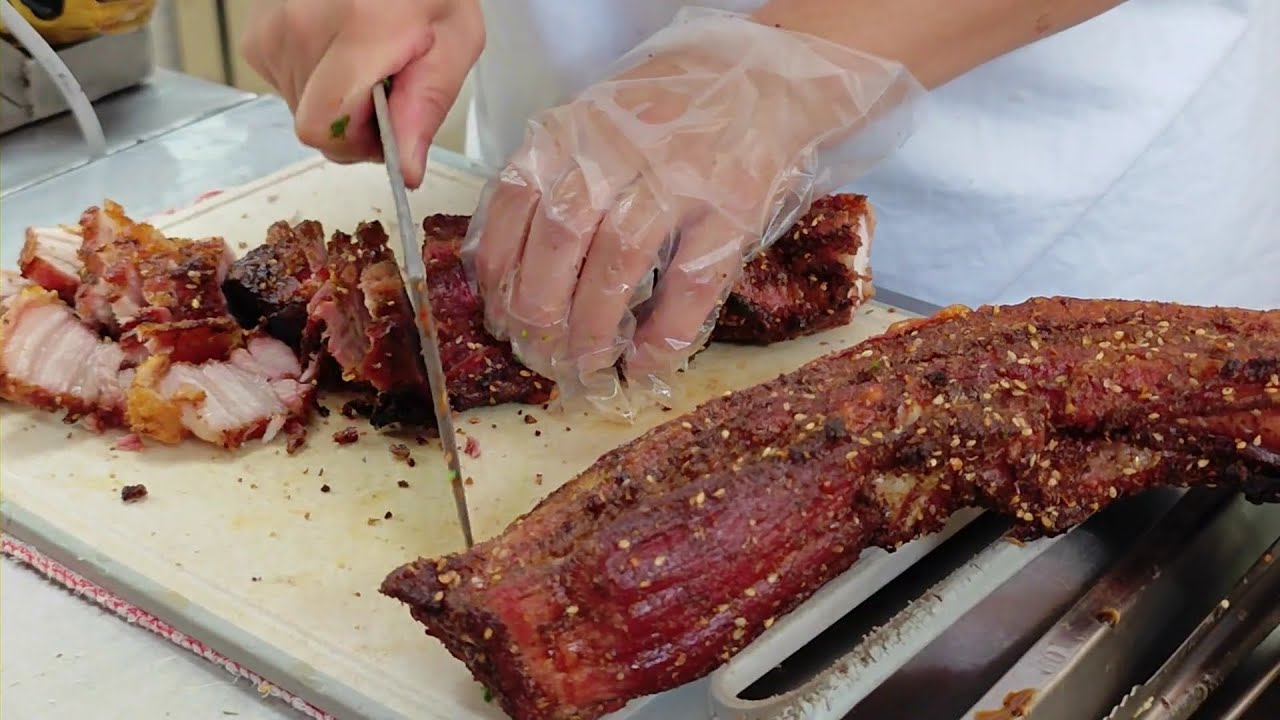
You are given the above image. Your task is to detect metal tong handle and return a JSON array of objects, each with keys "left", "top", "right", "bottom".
[{"left": 1106, "top": 533, "right": 1280, "bottom": 720}]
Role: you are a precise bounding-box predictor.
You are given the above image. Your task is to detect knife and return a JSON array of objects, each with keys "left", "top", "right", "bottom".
[{"left": 371, "top": 80, "right": 475, "bottom": 549}]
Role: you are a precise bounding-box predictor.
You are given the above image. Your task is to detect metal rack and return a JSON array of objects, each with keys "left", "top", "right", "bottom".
[
  {"left": 691, "top": 292, "right": 1280, "bottom": 720},
  {"left": 711, "top": 486, "right": 1280, "bottom": 719}
]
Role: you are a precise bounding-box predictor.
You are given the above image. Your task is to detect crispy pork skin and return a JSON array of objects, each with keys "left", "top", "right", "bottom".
[
  {"left": 382, "top": 297, "right": 1280, "bottom": 720},
  {"left": 1, "top": 271, "right": 34, "bottom": 314},
  {"left": 126, "top": 334, "right": 313, "bottom": 448},
  {"left": 19, "top": 225, "right": 83, "bottom": 303},
  {"left": 76, "top": 201, "right": 240, "bottom": 364},
  {"left": 76, "top": 200, "right": 166, "bottom": 333},
  {"left": 0, "top": 287, "right": 129, "bottom": 426},
  {"left": 223, "top": 219, "right": 328, "bottom": 350}
]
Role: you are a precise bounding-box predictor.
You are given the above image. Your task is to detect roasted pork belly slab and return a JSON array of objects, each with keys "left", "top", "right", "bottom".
[
  {"left": 381, "top": 297, "right": 1280, "bottom": 720},
  {"left": 223, "top": 219, "right": 328, "bottom": 350},
  {"left": 126, "top": 334, "right": 313, "bottom": 448},
  {"left": 1, "top": 286, "right": 313, "bottom": 448},
  {"left": 18, "top": 225, "right": 83, "bottom": 304},
  {"left": 0, "top": 287, "right": 129, "bottom": 426},
  {"left": 76, "top": 201, "right": 240, "bottom": 364}
]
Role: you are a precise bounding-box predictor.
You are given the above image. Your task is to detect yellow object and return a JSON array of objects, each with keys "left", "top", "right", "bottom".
[{"left": 0, "top": 0, "right": 156, "bottom": 46}]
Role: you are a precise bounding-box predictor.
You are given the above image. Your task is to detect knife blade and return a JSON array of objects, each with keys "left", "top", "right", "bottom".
[{"left": 371, "top": 80, "right": 475, "bottom": 549}]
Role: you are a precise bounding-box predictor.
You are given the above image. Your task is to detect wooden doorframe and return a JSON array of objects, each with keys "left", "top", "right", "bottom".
[{"left": 171, "top": 0, "right": 225, "bottom": 85}]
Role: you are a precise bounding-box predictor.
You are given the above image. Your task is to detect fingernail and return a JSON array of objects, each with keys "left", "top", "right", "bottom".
[{"left": 408, "top": 134, "right": 431, "bottom": 185}]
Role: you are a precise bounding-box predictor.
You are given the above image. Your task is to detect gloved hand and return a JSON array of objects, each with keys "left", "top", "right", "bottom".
[
  {"left": 239, "top": 0, "right": 484, "bottom": 188},
  {"left": 462, "top": 8, "right": 924, "bottom": 420}
]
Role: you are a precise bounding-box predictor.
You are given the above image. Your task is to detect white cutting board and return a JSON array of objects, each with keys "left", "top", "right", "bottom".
[{"left": 0, "top": 155, "right": 973, "bottom": 720}]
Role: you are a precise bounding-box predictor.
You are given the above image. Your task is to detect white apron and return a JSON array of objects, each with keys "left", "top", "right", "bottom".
[{"left": 467, "top": 0, "right": 1280, "bottom": 311}]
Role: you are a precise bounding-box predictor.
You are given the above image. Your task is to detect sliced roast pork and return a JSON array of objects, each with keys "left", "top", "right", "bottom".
[
  {"left": 0, "top": 286, "right": 130, "bottom": 427},
  {"left": 75, "top": 201, "right": 241, "bottom": 364},
  {"left": 220, "top": 194, "right": 877, "bottom": 428},
  {"left": 1, "top": 286, "right": 314, "bottom": 449},
  {"left": 1, "top": 270, "right": 34, "bottom": 314},
  {"left": 303, "top": 221, "right": 431, "bottom": 423},
  {"left": 18, "top": 225, "right": 83, "bottom": 304},
  {"left": 125, "top": 333, "right": 313, "bottom": 448}
]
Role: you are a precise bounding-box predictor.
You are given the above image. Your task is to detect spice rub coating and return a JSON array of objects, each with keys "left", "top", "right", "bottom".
[
  {"left": 381, "top": 296, "right": 1280, "bottom": 720},
  {"left": 225, "top": 195, "right": 876, "bottom": 428},
  {"left": 712, "top": 193, "right": 874, "bottom": 344}
]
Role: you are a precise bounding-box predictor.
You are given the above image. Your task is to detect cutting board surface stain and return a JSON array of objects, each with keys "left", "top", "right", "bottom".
[{"left": 0, "top": 158, "right": 925, "bottom": 720}]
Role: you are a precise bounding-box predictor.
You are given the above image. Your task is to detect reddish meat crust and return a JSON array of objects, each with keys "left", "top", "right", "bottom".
[
  {"left": 421, "top": 215, "right": 557, "bottom": 413},
  {"left": 76, "top": 201, "right": 240, "bottom": 364},
  {"left": 712, "top": 194, "right": 874, "bottom": 344},
  {"left": 222, "top": 219, "right": 328, "bottom": 349},
  {"left": 381, "top": 297, "right": 1280, "bottom": 720},
  {"left": 303, "top": 221, "right": 431, "bottom": 423}
]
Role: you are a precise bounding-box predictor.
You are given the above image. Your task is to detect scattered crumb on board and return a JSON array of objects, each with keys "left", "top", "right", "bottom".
[{"left": 120, "top": 484, "right": 148, "bottom": 503}]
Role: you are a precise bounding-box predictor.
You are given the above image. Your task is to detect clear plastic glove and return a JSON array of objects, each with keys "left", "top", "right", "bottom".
[
  {"left": 462, "top": 8, "right": 924, "bottom": 421},
  {"left": 239, "top": 0, "right": 484, "bottom": 188}
]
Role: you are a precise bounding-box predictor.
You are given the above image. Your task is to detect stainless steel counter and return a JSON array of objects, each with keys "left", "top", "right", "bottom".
[
  {"left": 1, "top": 94, "right": 312, "bottom": 262},
  {"left": 0, "top": 69, "right": 257, "bottom": 197}
]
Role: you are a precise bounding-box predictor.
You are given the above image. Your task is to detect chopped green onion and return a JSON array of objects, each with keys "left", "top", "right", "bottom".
[{"left": 329, "top": 114, "right": 350, "bottom": 140}]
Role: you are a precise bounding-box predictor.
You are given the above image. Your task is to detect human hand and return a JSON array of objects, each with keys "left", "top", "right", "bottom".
[
  {"left": 239, "top": 0, "right": 484, "bottom": 188},
  {"left": 462, "top": 8, "right": 923, "bottom": 419}
]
